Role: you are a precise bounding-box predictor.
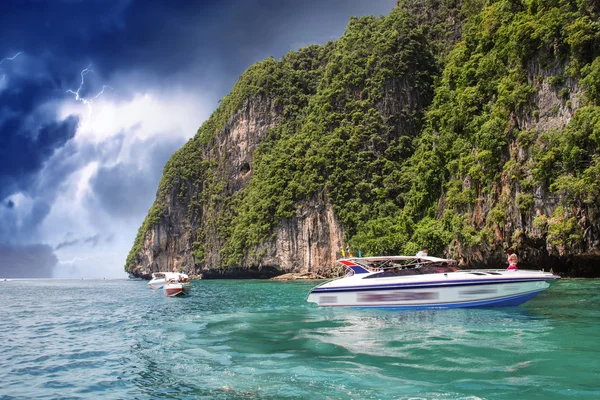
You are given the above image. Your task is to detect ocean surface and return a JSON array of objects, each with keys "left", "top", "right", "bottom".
[{"left": 0, "top": 278, "right": 598, "bottom": 400}]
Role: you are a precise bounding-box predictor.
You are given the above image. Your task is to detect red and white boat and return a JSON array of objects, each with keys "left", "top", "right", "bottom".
[{"left": 164, "top": 280, "right": 191, "bottom": 297}]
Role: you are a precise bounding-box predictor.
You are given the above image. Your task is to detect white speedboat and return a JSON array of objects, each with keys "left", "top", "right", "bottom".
[
  {"left": 307, "top": 256, "right": 560, "bottom": 309},
  {"left": 148, "top": 272, "right": 189, "bottom": 290}
]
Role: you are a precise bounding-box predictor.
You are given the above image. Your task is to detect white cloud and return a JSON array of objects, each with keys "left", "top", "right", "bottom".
[
  {"left": 59, "top": 84, "right": 211, "bottom": 140},
  {"left": 39, "top": 86, "right": 214, "bottom": 278}
]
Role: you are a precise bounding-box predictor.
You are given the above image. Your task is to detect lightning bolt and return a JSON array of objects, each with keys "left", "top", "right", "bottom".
[
  {"left": 58, "top": 256, "right": 97, "bottom": 265},
  {"left": 0, "top": 51, "right": 22, "bottom": 65},
  {"left": 57, "top": 253, "right": 116, "bottom": 264},
  {"left": 0, "top": 51, "right": 22, "bottom": 80},
  {"left": 66, "top": 64, "right": 112, "bottom": 113}
]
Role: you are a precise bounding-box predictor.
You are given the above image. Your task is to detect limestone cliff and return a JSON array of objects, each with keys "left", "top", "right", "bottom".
[
  {"left": 127, "top": 0, "right": 600, "bottom": 278},
  {"left": 127, "top": 88, "right": 350, "bottom": 277}
]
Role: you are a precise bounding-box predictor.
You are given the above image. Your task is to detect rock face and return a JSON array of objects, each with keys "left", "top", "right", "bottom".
[
  {"left": 259, "top": 200, "right": 346, "bottom": 276},
  {"left": 128, "top": 94, "right": 348, "bottom": 278},
  {"left": 131, "top": 95, "right": 279, "bottom": 275}
]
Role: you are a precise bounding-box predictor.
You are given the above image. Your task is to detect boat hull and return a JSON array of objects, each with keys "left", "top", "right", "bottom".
[
  {"left": 308, "top": 272, "right": 558, "bottom": 309},
  {"left": 164, "top": 283, "right": 191, "bottom": 297}
]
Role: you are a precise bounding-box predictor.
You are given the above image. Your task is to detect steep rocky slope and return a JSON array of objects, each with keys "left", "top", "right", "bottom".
[{"left": 127, "top": 0, "right": 600, "bottom": 278}]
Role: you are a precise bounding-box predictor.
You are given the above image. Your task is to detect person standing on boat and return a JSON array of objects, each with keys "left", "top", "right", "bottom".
[
  {"left": 506, "top": 248, "right": 518, "bottom": 271},
  {"left": 415, "top": 247, "right": 427, "bottom": 268}
]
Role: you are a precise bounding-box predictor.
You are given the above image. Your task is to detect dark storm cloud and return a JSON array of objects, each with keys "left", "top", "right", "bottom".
[
  {"left": 0, "top": 51, "right": 81, "bottom": 203},
  {"left": 0, "top": 243, "right": 57, "bottom": 278},
  {"left": 88, "top": 134, "right": 186, "bottom": 219},
  {"left": 0, "top": 115, "right": 79, "bottom": 200},
  {"left": 1, "top": 0, "right": 395, "bottom": 93}
]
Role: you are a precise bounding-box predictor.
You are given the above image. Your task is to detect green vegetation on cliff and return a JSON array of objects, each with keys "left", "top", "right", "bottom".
[
  {"left": 126, "top": 0, "right": 600, "bottom": 272},
  {"left": 396, "top": 0, "right": 600, "bottom": 257},
  {"left": 218, "top": 8, "right": 439, "bottom": 265}
]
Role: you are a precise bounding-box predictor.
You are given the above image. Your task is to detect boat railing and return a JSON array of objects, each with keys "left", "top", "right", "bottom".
[{"left": 354, "top": 259, "right": 455, "bottom": 271}]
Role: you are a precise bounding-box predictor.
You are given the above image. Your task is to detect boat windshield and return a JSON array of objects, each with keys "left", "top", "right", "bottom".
[{"left": 363, "top": 264, "right": 457, "bottom": 279}]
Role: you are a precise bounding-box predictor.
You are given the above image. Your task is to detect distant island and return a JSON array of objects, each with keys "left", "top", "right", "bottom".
[{"left": 126, "top": 0, "right": 600, "bottom": 279}]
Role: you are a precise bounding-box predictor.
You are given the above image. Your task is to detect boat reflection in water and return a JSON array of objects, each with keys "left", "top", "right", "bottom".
[{"left": 307, "top": 256, "right": 560, "bottom": 309}]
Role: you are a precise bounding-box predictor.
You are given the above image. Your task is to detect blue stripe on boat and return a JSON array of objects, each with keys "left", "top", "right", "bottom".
[{"left": 348, "top": 290, "right": 545, "bottom": 309}]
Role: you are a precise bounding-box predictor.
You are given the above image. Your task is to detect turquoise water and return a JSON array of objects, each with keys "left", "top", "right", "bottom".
[{"left": 0, "top": 279, "right": 598, "bottom": 399}]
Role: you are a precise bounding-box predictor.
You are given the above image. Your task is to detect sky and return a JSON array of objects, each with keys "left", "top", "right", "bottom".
[{"left": 0, "top": 0, "right": 396, "bottom": 279}]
